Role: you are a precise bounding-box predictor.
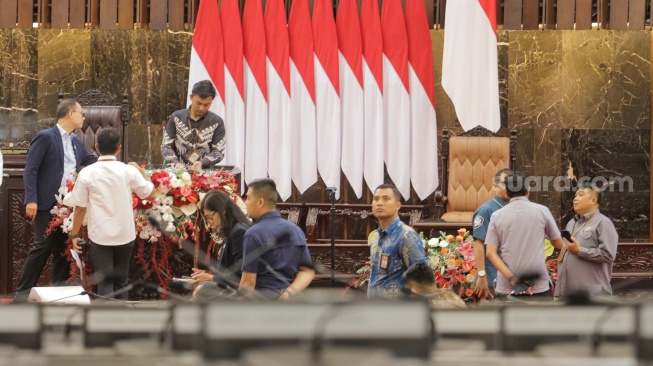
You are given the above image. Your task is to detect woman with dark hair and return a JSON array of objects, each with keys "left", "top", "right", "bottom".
[{"left": 190, "top": 190, "right": 251, "bottom": 287}]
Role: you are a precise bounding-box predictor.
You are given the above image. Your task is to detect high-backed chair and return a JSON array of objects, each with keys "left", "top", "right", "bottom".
[
  {"left": 58, "top": 89, "right": 129, "bottom": 161},
  {"left": 434, "top": 126, "right": 517, "bottom": 223}
]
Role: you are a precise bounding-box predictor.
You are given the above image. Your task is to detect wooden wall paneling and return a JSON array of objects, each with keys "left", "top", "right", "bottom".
[
  {"left": 556, "top": 0, "right": 575, "bottom": 29},
  {"left": 188, "top": 0, "right": 199, "bottom": 29},
  {"left": 437, "top": 0, "right": 446, "bottom": 29},
  {"left": 17, "top": 0, "right": 33, "bottom": 28},
  {"left": 650, "top": 32, "right": 653, "bottom": 241},
  {"left": 69, "top": 0, "right": 86, "bottom": 28},
  {"left": 0, "top": 0, "right": 17, "bottom": 28},
  {"left": 100, "top": 0, "right": 118, "bottom": 29},
  {"left": 542, "top": 0, "right": 555, "bottom": 29},
  {"left": 609, "top": 0, "right": 629, "bottom": 30},
  {"left": 575, "top": 0, "right": 592, "bottom": 29},
  {"left": 118, "top": 0, "right": 135, "bottom": 29},
  {"left": 40, "top": 0, "right": 51, "bottom": 28},
  {"left": 503, "top": 0, "right": 522, "bottom": 30},
  {"left": 168, "top": 0, "right": 185, "bottom": 30},
  {"left": 137, "top": 0, "right": 150, "bottom": 28},
  {"left": 51, "top": 0, "right": 69, "bottom": 29},
  {"left": 495, "top": 0, "right": 502, "bottom": 27},
  {"left": 597, "top": 0, "right": 609, "bottom": 29},
  {"left": 522, "top": 0, "right": 539, "bottom": 30},
  {"left": 150, "top": 0, "right": 168, "bottom": 29},
  {"left": 90, "top": 0, "right": 100, "bottom": 27},
  {"left": 628, "top": 0, "right": 645, "bottom": 30}
]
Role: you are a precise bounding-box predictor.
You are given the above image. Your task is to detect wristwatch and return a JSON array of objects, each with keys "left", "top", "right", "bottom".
[
  {"left": 69, "top": 233, "right": 79, "bottom": 239},
  {"left": 477, "top": 270, "right": 486, "bottom": 277}
]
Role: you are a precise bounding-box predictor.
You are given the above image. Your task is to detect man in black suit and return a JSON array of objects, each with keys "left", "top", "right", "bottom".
[{"left": 15, "top": 99, "right": 97, "bottom": 300}]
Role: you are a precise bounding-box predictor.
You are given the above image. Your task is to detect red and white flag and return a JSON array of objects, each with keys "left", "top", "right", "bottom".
[
  {"left": 242, "top": 0, "right": 268, "bottom": 185},
  {"left": 187, "top": 0, "right": 225, "bottom": 116},
  {"left": 442, "top": 0, "right": 500, "bottom": 132},
  {"left": 406, "top": 0, "right": 438, "bottom": 200},
  {"left": 221, "top": 0, "right": 245, "bottom": 172},
  {"left": 360, "top": 0, "right": 384, "bottom": 194},
  {"left": 313, "top": 0, "right": 341, "bottom": 198},
  {"left": 381, "top": 0, "right": 411, "bottom": 200},
  {"left": 337, "top": 0, "right": 364, "bottom": 199},
  {"left": 289, "top": 0, "right": 317, "bottom": 194},
  {"left": 264, "top": 0, "right": 292, "bottom": 201}
]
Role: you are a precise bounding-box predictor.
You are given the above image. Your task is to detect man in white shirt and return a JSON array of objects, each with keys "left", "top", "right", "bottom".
[{"left": 65, "top": 128, "right": 155, "bottom": 299}]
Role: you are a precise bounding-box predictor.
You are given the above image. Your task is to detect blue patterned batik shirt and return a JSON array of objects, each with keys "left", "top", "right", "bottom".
[{"left": 368, "top": 217, "right": 427, "bottom": 299}]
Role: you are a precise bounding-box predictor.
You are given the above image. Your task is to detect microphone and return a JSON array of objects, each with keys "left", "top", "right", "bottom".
[
  {"left": 141, "top": 282, "right": 191, "bottom": 303},
  {"left": 81, "top": 291, "right": 137, "bottom": 306},
  {"left": 46, "top": 291, "right": 87, "bottom": 303}
]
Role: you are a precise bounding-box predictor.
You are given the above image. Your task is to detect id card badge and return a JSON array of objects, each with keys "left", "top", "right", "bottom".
[
  {"left": 380, "top": 253, "right": 390, "bottom": 270},
  {"left": 187, "top": 149, "right": 201, "bottom": 164}
]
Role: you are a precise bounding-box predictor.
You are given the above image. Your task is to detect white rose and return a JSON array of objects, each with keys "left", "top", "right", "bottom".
[
  {"left": 428, "top": 238, "right": 439, "bottom": 247},
  {"left": 181, "top": 171, "right": 192, "bottom": 185},
  {"left": 438, "top": 240, "right": 449, "bottom": 248},
  {"left": 170, "top": 177, "right": 181, "bottom": 188}
]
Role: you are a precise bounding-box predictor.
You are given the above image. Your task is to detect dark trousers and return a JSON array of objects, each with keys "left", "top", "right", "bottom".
[
  {"left": 89, "top": 240, "right": 135, "bottom": 300},
  {"left": 15, "top": 209, "right": 71, "bottom": 299}
]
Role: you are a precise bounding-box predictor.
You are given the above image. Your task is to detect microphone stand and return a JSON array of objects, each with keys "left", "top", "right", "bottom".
[{"left": 327, "top": 187, "right": 337, "bottom": 288}]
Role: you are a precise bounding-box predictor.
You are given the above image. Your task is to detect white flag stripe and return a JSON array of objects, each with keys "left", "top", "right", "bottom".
[
  {"left": 409, "top": 66, "right": 438, "bottom": 199},
  {"left": 243, "top": 60, "right": 268, "bottom": 185},
  {"left": 267, "top": 58, "right": 293, "bottom": 201},
  {"left": 338, "top": 52, "right": 364, "bottom": 198},
  {"left": 290, "top": 60, "right": 317, "bottom": 193},
  {"left": 442, "top": 0, "right": 500, "bottom": 132},
  {"left": 187, "top": 47, "right": 225, "bottom": 117},
  {"left": 383, "top": 55, "right": 411, "bottom": 200},
  {"left": 362, "top": 59, "right": 384, "bottom": 193},
  {"left": 222, "top": 67, "right": 245, "bottom": 171},
  {"left": 314, "top": 57, "right": 341, "bottom": 197}
]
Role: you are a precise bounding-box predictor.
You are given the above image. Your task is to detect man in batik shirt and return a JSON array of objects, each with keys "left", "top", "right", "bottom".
[
  {"left": 162, "top": 80, "right": 226, "bottom": 171},
  {"left": 368, "top": 184, "right": 426, "bottom": 299}
]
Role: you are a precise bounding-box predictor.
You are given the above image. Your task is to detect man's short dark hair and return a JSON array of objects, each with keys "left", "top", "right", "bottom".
[
  {"left": 55, "top": 98, "right": 79, "bottom": 119},
  {"left": 578, "top": 181, "right": 604, "bottom": 205},
  {"left": 191, "top": 80, "right": 217, "bottom": 99},
  {"left": 403, "top": 263, "right": 435, "bottom": 285},
  {"left": 493, "top": 168, "right": 513, "bottom": 184},
  {"left": 374, "top": 183, "right": 401, "bottom": 201},
  {"left": 247, "top": 178, "right": 279, "bottom": 207},
  {"left": 504, "top": 171, "right": 529, "bottom": 198},
  {"left": 97, "top": 128, "right": 121, "bottom": 155}
]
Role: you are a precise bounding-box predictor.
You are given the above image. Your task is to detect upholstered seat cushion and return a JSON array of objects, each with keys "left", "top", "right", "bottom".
[{"left": 443, "top": 136, "right": 511, "bottom": 223}]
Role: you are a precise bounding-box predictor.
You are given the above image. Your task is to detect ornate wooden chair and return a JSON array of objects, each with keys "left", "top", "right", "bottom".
[
  {"left": 434, "top": 126, "right": 517, "bottom": 224},
  {"left": 58, "top": 89, "right": 130, "bottom": 161}
]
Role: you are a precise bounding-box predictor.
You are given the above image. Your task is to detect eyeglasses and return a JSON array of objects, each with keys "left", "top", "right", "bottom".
[
  {"left": 73, "top": 110, "right": 85, "bottom": 117},
  {"left": 203, "top": 211, "right": 218, "bottom": 221}
]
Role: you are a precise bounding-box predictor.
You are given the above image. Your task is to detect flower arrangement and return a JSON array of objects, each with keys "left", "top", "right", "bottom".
[{"left": 422, "top": 228, "right": 477, "bottom": 299}]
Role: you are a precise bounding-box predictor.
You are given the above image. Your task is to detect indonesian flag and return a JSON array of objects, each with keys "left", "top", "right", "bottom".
[
  {"left": 187, "top": 0, "right": 225, "bottom": 116},
  {"left": 381, "top": 0, "right": 411, "bottom": 200},
  {"left": 313, "top": 0, "right": 341, "bottom": 198},
  {"left": 221, "top": 0, "right": 245, "bottom": 172},
  {"left": 288, "top": 0, "right": 317, "bottom": 194},
  {"left": 360, "top": 0, "right": 384, "bottom": 194},
  {"left": 337, "top": 0, "right": 364, "bottom": 199},
  {"left": 264, "top": 0, "right": 292, "bottom": 201},
  {"left": 242, "top": 0, "right": 268, "bottom": 185},
  {"left": 406, "top": 0, "right": 438, "bottom": 200},
  {"left": 442, "top": 0, "right": 500, "bottom": 132}
]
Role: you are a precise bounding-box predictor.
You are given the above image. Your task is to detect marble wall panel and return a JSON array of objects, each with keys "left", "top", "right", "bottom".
[
  {"left": 0, "top": 30, "right": 12, "bottom": 144},
  {"left": 91, "top": 30, "right": 132, "bottom": 104},
  {"left": 37, "top": 29, "right": 92, "bottom": 126}
]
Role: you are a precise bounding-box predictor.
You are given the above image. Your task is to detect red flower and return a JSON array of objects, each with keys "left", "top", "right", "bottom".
[
  {"left": 151, "top": 171, "right": 171, "bottom": 188},
  {"left": 132, "top": 195, "right": 139, "bottom": 208}
]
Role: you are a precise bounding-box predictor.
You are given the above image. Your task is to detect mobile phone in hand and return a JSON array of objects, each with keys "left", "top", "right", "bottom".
[{"left": 561, "top": 230, "right": 572, "bottom": 241}]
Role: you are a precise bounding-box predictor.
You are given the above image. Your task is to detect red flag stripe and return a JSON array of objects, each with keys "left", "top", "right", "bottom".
[
  {"left": 405, "top": 0, "right": 435, "bottom": 108},
  {"left": 222, "top": 0, "right": 244, "bottom": 99},
  {"left": 478, "top": 0, "right": 497, "bottom": 34},
  {"left": 312, "top": 0, "right": 340, "bottom": 94},
  {"left": 288, "top": 0, "right": 315, "bottom": 102},
  {"left": 380, "top": 0, "right": 408, "bottom": 92},
  {"left": 336, "top": 0, "right": 363, "bottom": 88},
  {"left": 242, "top": 0, "right": 267, "bottom": 100},
  {"left": 192, "top": 0, "right": 224, "bottom": 100},
  {"left": 360, "top": 0, "right": 383, "bottom": 93},
  {"left": 264, "top": 0, "right": 291, "bottom": 95}
]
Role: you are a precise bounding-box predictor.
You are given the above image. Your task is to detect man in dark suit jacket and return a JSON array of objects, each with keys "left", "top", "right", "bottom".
[{"left": 15, "top": 98, "right": 97, "bottom": 300}]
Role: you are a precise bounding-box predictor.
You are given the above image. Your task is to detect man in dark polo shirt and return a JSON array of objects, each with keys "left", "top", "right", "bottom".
[
  {"left": 239, "top": 178, "right": 315, "bottom": 300},
  {"left": 162, "top": 80, "right": 226, "bottom": 171}
]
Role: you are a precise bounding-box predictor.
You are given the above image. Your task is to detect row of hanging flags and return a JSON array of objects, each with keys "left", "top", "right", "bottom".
[{"left": 187, "top": 0, "right": 499, "bottom": 202}]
